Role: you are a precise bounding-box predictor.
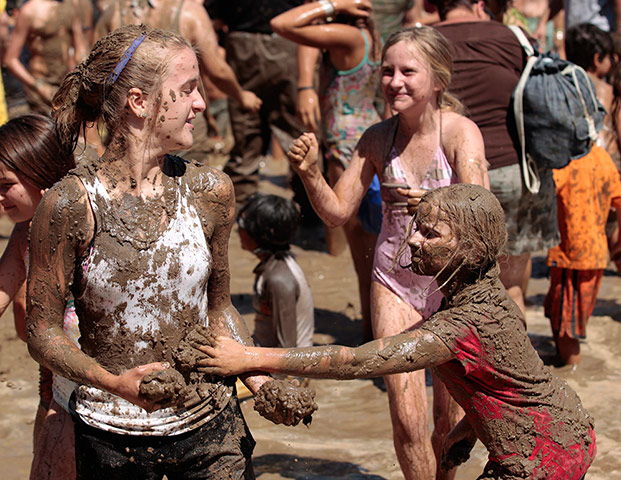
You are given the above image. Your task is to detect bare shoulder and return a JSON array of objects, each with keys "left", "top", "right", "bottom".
[
  {"left": 441, "top": 111, "right": 483, "bottom": 148},
  {"left": 32, "top": 172, "right": 93, "bottom": 252},
  {"left": 179, "top": 1, "right": 213, "bottom": 39}
]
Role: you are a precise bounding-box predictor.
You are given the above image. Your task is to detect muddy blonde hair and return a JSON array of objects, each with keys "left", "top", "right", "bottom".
[
  {"left": 52, "top": 24, "right": 192, "bottom": 152},
  {"left": 382, "top": 26, "right": 464, "bottom": 114},
  {"left": 424, "top": 184, "right": 507, "bottom": 276}
]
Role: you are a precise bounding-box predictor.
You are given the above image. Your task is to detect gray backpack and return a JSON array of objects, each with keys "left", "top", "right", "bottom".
[{"left": 509, "top": 25, "right": 606, "bottom": 193}]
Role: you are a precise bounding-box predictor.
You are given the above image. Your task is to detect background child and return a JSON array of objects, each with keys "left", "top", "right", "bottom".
[
  {"left": 544, "top": 145, "right": 621, "bottom": 366},
  {"left": 237, "top": 193, "right": 314, "bottom": 350},
  {"left": 199, "top": 184, "right": 596, "bottom": 480}
]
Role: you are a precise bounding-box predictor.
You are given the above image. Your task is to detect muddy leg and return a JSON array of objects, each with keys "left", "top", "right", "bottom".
[
  {"left": 371, "top": 282, "right": 435, "bottom": 480},
  {"left": 30, "top": 400, "right": 76, "bottom": 480},
  {"left": 432, "top": 374, "right": 464, "bottom": 480},
  {"left": 557, "top": 334, "right": 581, "bottom": 365}
]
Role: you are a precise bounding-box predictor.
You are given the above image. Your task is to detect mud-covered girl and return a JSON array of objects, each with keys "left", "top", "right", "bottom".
[
  {"left": 26, "top": 24, "right": 314, "bottom": 479},
  {"left": 199, "top": 184, "right": 596, "bottom": 480}
]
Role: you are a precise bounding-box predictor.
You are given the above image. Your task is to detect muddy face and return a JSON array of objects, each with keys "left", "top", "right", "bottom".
[
  {"left": 408, "top": 200, "right": 458, "bottom": 277},
  {"left": 152, "top": 47, "right": 205, "bottom": 153}
]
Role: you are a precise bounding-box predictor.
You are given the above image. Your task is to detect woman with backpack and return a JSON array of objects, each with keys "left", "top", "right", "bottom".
[{"left": 430, "top": 0, "right": 560, "bottom": 317}]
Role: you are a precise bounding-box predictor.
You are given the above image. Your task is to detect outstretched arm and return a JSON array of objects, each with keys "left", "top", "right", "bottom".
[{"left": 197, "top": 329, "right": 454, "bottom": 379}]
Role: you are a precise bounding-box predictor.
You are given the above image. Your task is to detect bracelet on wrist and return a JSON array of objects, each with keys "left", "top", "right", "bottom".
[
  {"left": 318, "top": 0, "right": 335, "bottom": 22},
  {"left": 297, "top": 86, "right": 315, "bottom": 91}
]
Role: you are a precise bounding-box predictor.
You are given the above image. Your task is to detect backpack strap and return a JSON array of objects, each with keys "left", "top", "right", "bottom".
[
  {"left": 508, "top": 25, "right": 541, "bottom": 194},
  {"left": 508, "top": 24, "right": 535, "bottom": 57},
  {"left": 564, "top": 64, "right": 600, "bottom": 144}
]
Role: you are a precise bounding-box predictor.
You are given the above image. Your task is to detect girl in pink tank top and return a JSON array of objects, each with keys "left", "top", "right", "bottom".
[{"left": 373, "top": 137, "right": 458, "bottom": 318}]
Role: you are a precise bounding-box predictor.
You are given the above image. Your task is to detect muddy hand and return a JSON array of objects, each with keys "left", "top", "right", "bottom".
[
  {"left": 113, "top": 362, "right": 170, "bottom": 412},
  {"left": 440, "top": 421, "right": 477, "bottom": 471},
  {"left": 240, "top": 90, "right": 262, "bottom": 112},
  {"left": 396, "top": 187, "right": 428, "bottom": 215},
  {"left": 287, "top": 132, "right": 319, "bottom": 174},
  {"left": 196, "top": 336, "right": 249, "bottom": 376}
]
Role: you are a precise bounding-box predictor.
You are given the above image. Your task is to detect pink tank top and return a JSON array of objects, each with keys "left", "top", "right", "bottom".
[{"left": 372, "top": 140, "right": 458, "bottom": 318}]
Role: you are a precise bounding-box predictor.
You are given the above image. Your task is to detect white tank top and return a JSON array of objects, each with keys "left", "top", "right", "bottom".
[{"left": 72, "top": 157, "right": 232, "bottom": 436}]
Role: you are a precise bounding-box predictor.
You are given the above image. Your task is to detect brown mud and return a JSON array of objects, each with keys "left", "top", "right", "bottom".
[
  {"left": 253, "top": 379, "right": 317, "bottom": 427},
  {"left": 1, "top": 156, "right": 621, "bottom": 478}
]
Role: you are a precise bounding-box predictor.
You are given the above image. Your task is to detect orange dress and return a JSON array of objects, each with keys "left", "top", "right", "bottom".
[
  {"left": 545, "top": 145, "right": 621, "bottom": 338},
  {"left": 547, "top": 145, "right": 621, "bottom": 270}
]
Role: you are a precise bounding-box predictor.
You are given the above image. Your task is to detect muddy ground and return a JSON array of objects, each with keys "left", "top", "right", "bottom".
[{"left": 1, "top": 155, "right": 620, "bottom": 479}]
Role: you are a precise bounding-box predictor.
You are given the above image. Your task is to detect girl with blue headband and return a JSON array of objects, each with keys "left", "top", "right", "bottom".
[{"left": 26, "top": 24, "right": 316, "bottom": 479}]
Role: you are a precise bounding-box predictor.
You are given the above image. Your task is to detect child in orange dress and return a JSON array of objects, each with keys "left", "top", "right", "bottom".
[{"left": 545, "top": 145, "right": 621, "bottom": 365}]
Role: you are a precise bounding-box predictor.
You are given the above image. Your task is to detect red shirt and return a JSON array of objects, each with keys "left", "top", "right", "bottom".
[{"left": 421, "top": 273, "right": 596, "bottom": 479}]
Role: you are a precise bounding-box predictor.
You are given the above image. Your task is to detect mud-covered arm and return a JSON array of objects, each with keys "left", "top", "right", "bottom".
[
  {"left": 201, "top": 170, "right": 273, "bottom": 394},
  {"left": 26, "top": 180, "right": 166, "bottom": 411},
  {"left": 199, "top": 329, "right": 455, "bottom": 379},
  {"left": 441, "top": 416, "right": 477, "bottom": 471},
  {"left": 443, "top": 113, "right": 489, "bottom": 189}
]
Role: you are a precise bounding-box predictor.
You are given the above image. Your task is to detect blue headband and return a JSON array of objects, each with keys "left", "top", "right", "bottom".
[{"left": 105, "top": 34, "right": 147, "bottom": 89}]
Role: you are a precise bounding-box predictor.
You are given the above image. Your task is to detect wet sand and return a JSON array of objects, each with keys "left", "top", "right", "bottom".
[{"left": 1, "top": 155, "right": 620, "bottom": 478}]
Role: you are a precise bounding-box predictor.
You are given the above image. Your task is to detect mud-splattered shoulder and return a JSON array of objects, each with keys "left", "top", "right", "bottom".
[
  {"left": 357, "top": 116, "right": 399, "bottom": 167},
  {"left": 31, "top": 172, "right": 93, "bottom": 261},
  {"left": 182, "top": 159, "right": 234, "bottom": 209}
]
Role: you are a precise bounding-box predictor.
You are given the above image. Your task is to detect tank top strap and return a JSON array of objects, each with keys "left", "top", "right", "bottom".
[{"left": 337, "top": 29, "right": 372, "bottom": 75}]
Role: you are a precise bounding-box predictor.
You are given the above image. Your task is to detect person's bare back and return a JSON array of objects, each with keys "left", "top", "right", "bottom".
[{"left": 3, "top": 0, "right": 85, "bottom": 113}]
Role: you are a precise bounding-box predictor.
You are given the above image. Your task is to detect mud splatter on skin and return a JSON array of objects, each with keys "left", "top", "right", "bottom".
[
  {"left": 253, "top": 379, "right": 317, "bottom": 426},
  {"left": 169, "top": 89, "right": 176, "bottom": 102}
]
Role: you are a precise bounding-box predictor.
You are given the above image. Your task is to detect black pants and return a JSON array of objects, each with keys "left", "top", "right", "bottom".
[{"left": 73, "top": 397, "right": 255, "bottom": 480}]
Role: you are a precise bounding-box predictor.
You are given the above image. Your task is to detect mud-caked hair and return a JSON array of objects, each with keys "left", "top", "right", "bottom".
[
  {"left": 0, "top": 114, "right": 75, "bottom": 189},
  {"left": 382, "top": 26, "right": 464, "bottom": 114},
  {"left": 52, "top": 24, "right": 191, "bottom": 153},
  {"left": 237, "top": 193, "right": 300, "bottom": 258},
  {"left": 423, "top": 184, "right": 507, "bottom": 276}
]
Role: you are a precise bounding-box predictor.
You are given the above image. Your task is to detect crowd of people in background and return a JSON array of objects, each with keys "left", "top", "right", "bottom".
[{"left": 0, "top": 0, "right": 619, "bottom": 479}]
